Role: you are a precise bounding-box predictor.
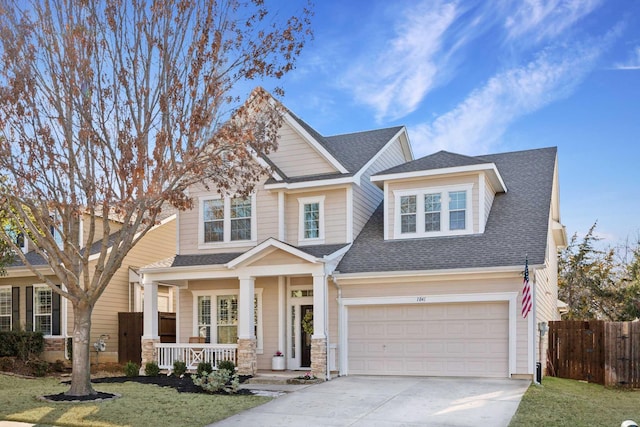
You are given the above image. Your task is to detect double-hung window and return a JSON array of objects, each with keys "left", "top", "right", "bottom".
[
  {"left": 298, "top": 196, "right": 325, "bottom": 244},
  {"left": 34, "top": 286, "right": 52, "bottom": 335},
  {"left": 195, "top": 289, "right": 263, "bottom": 352},
  {"left": 424, "top": 193, "right": 441, "bottom": 232},
  {"left": 0, "top": 287, "right": 11, "bottom": 331},
  {"left": 400, "top": 195, "right": 417, "bottom": 233},
  {"left": 200, "top": 195, "right": 256, "bottom": 246},
  {"left": 395, "top": 184, "right": 472, "bottom": 238}
]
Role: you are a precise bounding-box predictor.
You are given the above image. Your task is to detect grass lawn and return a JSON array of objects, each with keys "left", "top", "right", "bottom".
[
  {"left": 0, "top": 374, "right": 271, "bottom": 427},
  {"left": 510, "top": 376, "right": 640, "bottom": 427}
]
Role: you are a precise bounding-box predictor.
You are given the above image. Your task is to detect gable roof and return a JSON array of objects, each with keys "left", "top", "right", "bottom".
[
  {"left": 336, "top": 147, "right": 557, "bottom": 274},
  {"left": 274, "top": 110, "right": 405, "bottom": 180},
  {"left": 371, "top": 150, "right": 507, "bottom": 192},
  {"left": 144, "top": 242, "right": 349, "bottom": 270}
]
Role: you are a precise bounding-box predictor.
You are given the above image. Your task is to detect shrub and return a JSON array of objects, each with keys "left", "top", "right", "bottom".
[
  {"left": 0, "top": 331, "right": 44, "bottom": 361},
  {"left": 0, "top": 356, "right": 15, "bottom": 371},
  {"left": 173, "top": 360, "right": 187, "bottom": 377},
  {"left": 51, "top": 359, "right": 67, "bottom": 373},
  {"left": 124, "top": 361, "right": 139, "bottom": 377},
  {"left": 28, "top": 359, "right": 49, "bottom": 377},
  {"left": 217, "top": 360, "right": 235, "bottom": 372},
  {"left": 196, "top": 361, "right": 212, "bottom": 376},
  {"left": 144, "top": 361, "right": 160, "bottom": 376},
  {"left": 192, "top": 369, "right": 239, "bottom": 394}
]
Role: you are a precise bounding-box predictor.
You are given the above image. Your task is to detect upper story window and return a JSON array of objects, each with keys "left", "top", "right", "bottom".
[
  {"left": 298, "top": 196, "right": 325, "bottom": 245},
  {"left": 394, "top": 184, "right": 473, "bottom": 238},
  {"left": 0, "top": 287, "right": 11, "bottom": 331},
  {"left": 199, "top": 194, "right": 257, "bottom": 247}
]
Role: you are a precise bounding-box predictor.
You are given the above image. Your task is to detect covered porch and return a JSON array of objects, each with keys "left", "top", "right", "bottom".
[{"left": 140, "top": 239, "right": 347, "bottom": 378}]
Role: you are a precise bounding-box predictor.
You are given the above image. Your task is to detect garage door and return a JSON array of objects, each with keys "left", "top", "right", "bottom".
[{"left": 347, "top": 302, "right": 509, "bottom": 377}]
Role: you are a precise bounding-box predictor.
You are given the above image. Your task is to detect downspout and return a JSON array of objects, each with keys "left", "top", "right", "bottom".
[{"left": 331, "top": 275, "right": 342, "bottom": 378}]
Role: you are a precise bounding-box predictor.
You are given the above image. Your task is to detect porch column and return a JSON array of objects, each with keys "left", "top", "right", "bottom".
[
  {"left": 141, "top": 279, "right": 159, "bottom": 372},
  {"left": 311, "top": 273, "right": 328, "bottom": 380},
  {"left": 237, "top": 276, "right": 257, "bottom": 375}
]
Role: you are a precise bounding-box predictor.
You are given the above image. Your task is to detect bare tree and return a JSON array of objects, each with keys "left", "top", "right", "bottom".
[{"left": 0, "top": 0, "right": 311, "bottom": 396}]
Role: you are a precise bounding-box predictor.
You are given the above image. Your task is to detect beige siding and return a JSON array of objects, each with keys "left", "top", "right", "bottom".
[
  {"left": 76, "top": 218, "right": 177, "bottom": 363},
  {"left": 266, "top": 122, "right": 338, "bottom": 177},
  {"left": 352, "top": 139, "right": 407, "bottom": 239},
  {"left": 179, "top": 179, "right": 278, "bottom": 255},
  {"left": 484, "top": 175, "right": 496, "bottom": 225},
  {"left": 387, "top": 173, "right": 480, "bottom": 239},
  {"left": 82, "top": 216, "right": 123, "bottom": 248},
  {"left": 334, "top": 274, "right": 531, "bottom": 376},
  {"left": 285, "top": 188, "right": 347, "bottom": 246}
]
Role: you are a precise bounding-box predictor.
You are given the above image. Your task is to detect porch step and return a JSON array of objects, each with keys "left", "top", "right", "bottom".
[{"left": 246, "top": 370, "right": 302, "bottom": 385}]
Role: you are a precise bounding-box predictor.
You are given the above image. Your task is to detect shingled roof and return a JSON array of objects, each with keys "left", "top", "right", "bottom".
[
  {"left": 281, "top": 110, "right": 404, "bottom": 176},
  {"left": 374, "top": 150, "right": 490, "bottom": 176},
  {"left": 336, "top": 147, "right": 557, "bottom": 274},
  {"left": 157, "top": 242, "right": 350, "bottom": 268}
]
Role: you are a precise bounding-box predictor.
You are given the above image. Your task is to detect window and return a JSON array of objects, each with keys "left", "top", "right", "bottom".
[
  {"left": 199, "top": 195, "right": 256, "bottom": 246},
  {"left": 34, "top": 286, "right": 52, "bottom": 335},
  {"left": 449, "top": 191, "right": 466, "bottom": 230},
  {"left": 203, "top": 200, "right": 224, "bottom": 242},
  {"left": 298, "top": 196, "right": 325, "bottom": 244},
  {"left": 3, "top": 225, "right": 26, "bottom": 253},
  {"left": 195, "top": 289, "right": 263, "bottom": 351},
  {"left": 0, "top": 287, "right": 11, "bottom": 331},
  {"left": 394, "top": 184, "right": 473, "bottom": 238},
  {"left": 230, "top": 198, "right": 252, "bottom": 241},
  {"left": 400, "top": 195, "right": 417, "bottom": 233},
  {"left": 424, "top": 193, "right": 441, "bottom": 232}
]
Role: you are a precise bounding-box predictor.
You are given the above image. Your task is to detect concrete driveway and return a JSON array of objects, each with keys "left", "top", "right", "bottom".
[{"left": 210, "top": 376, "right": 530, "bottom": 426}]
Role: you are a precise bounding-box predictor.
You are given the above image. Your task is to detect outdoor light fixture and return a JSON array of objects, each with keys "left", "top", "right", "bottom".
[{"left": 538, "top": 321, "right": 548, "bottom": 337}]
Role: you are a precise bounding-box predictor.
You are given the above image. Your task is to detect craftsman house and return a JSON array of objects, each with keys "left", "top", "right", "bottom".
[
  {"left": 139, "top": 98, "right": 567, "bottom": 380},
  {"left": 0, "top": 213, "right": 176, "bottom": 363}
]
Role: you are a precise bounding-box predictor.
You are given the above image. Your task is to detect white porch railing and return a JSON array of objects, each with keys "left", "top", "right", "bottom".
[{"left": 155, "top": 343, "right": 238, "bottom": 370}]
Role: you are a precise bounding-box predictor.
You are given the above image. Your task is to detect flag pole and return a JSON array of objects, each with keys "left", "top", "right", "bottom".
[{"left": 531, "top": 259, "right": 539, "bottom": 384}]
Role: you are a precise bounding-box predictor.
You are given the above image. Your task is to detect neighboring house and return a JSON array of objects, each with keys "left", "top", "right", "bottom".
[
  {"left": 0, "top": 213, "right": 176, "bottom": 363},
  {"left": 140, "top": 97, "right": 567, "bottom": 381}
]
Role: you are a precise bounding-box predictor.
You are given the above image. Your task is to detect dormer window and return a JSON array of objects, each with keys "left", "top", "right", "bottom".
[{"left": 394, "top": 184, "right": 473, "bottom": 238}]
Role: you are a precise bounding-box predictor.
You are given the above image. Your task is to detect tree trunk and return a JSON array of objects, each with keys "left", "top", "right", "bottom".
[{"left": 66, "top": 300, "right": 96, "bottom": 396}]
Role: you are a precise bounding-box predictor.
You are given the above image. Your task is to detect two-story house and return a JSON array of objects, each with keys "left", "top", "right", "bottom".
[
  {"left": 0, "top": 212, "right": 177, "bottom": 363},
  {"left": 140, "top": 97, "right": 566, "bottom": 381}
]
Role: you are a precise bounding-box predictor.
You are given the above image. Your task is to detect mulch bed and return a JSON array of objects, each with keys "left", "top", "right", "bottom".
[{"left": 43, "top": 373, "right": 254, "bottom": 402}]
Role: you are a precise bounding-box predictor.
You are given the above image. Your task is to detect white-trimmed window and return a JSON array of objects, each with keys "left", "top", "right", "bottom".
[
  {"left": 199, "top": 194, "right": 257, "bottom": 247},
  {"left": 33, "top": 285, "right": 52, "bottom": 335},
  {"left": 298, "top": 196, "right": 325, "bottom": 245},
  {"left": 194, "top": 289, "right": 263, "bottom": 352},
  {"left": 0, "top": 287, "right": 11, "bottom": 331},
  {"left": 394, "top": 184, "right": 473, "bottom": 238}
]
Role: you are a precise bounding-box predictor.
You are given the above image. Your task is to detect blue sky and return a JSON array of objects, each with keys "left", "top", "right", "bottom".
[{"left": 268, "top": 0, "right": 640, "bottom": 247}]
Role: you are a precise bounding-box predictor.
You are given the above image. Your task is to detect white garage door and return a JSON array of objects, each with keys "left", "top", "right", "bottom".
[{"left": 347, "top": 302, "right": 509, "bottom": 377}]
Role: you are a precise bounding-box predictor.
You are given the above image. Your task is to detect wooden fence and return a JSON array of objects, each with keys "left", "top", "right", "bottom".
[{"left": 547, "top": 320, "right": 640, "bottom": 388}]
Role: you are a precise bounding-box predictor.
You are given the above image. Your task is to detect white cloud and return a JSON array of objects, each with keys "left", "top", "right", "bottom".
[
  {"left": 410, "top": 39, "right": 612, "bottom": 158},
  {"left": 613, "top": 46, "right": 640, "bottom": 70},
  {"left": 504, "top": 0, "right": 602, "bottom": 43},
  {"left": 342, "top": 0, "right": 459, "bottom": 122}
]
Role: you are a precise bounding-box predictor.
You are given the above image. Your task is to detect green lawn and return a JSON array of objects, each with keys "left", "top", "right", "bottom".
[
  {"left": 0, "top": 374, "right": 271, "bottom": 427},
  {"left": 510, "top": 376, "right": 640, "bottom": 427}
]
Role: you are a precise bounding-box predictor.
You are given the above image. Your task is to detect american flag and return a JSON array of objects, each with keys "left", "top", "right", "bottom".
[{"left": 521, "top": 258, "right": 532, "bottom": 318}]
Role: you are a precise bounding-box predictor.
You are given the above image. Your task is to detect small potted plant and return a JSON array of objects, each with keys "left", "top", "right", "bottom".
[{"left": 272, "top": 351, "right": 285, "bottom": 371}]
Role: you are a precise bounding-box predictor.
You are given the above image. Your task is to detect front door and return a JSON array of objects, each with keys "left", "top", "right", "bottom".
[{"left": 300, "top": 305, "right": 313, "bottom": 368}]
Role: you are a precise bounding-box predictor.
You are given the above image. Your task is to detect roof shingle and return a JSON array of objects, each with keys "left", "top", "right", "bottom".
[{"left": 337, "top": 147, "right": 557, "bottom": 274}]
